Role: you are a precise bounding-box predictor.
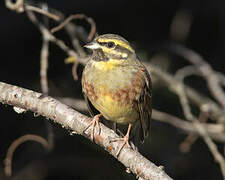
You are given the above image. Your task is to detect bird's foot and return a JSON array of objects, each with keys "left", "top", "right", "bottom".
[
  {"left": 113, "top": 134, "right": 131, "bottom": 157},
  {"left": 83, "top": 114, "right": 101, "bottom": 141},
  {"left": 110, "top": 123, "right": 132, "bottom": 157}
]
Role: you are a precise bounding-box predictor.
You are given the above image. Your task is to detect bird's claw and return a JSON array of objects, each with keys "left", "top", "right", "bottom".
[{"left": 83, "top": 114, "right": 101, "bottom": 141}]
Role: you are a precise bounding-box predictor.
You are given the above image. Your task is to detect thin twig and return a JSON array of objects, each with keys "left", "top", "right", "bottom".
[
  {"left": 40, "top": 15, "right": 50, "bottom": 94},
  {"left": 51, "top": 14, "right": 96, "bottom": 41},
  {"left": 26, "top": 4, "right": 90, "bottom": 85},
  {"left": 25, "top": 5, "right": 60, "bottom": 21},
  {"left": 24, "top": 4, "right": 90, "bottom": 84},
  {"left": 6, "top": 0, "right": 88, "bottom": 65},
  {"left": 216, "top": 72, "right": 225, "bottom": 87},
  {"left": 72, "top": 61, "right": 79, "bottom": 81},
  {"left": 25, "top": 10, "right": 81, "bottom": 64},
  {"left": 64, "top": 23, "right": 87, "bottom": 57},
  {"left": 152, "top": 109, "right": 225, "bottom": 142},
  {"left": 5, "top": 0, "right": 61, "bottom": 21},
  {"left": 179, "top": 134, "right": 198, "bottom": 153},
  {"left": 170, "top": 43, "right": 225, "bottom": 109},
  {"left": 174, "top": 65, "right": 200, "bottom": 81},
  {"left": 148, "top": 63, "right": 225, "bottom": 123},
  {"left": 175, "top": 65, "right": 225, "bottom": 88},
  {"left": 179, "top": 111, "right": 208, "bottom": 153},
  {"left": 40, "top": 4, "right": 54, "bottom": 151},
  {"left": 4, "top": 134, "right": 50, "bottom": 177}
]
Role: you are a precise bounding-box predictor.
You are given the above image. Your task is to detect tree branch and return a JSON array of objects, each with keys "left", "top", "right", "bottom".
[
  {"left": 175, "top": 82, "right": 225, "bottom": 179},
  {"left": 148, "top": 63, "right": 225, "bottom": 123},
  {"left": 0, "top": 81, "right": 172, "bottom": 180}
]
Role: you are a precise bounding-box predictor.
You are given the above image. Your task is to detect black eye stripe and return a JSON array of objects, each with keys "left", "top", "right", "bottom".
[
  {"left": 98, "top": 42, "right": 107, "bottom": 46},
  {"left": 98, "top": 41, "right": 115, "bottom": 48}
]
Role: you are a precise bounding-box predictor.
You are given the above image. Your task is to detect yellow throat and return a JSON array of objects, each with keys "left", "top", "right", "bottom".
[{"left": 92, "top": 59, "right": 126, "bottom": 71}]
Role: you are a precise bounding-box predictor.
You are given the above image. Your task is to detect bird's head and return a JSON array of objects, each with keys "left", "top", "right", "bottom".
[{"left": 84, "top": 34, "right": 135, "bottom": 61}]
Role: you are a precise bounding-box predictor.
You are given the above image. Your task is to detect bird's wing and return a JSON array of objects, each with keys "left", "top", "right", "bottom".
[{"left": 137, "top": 65, "right": 152, "bottom": 143}]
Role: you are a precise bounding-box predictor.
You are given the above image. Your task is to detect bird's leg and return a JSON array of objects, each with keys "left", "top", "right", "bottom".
[
  {"left": 111, "top": 123, "right": 132, "bottom": 157},
  {"left": 83, "top": 114, "right": 101, "bottom": 141}
]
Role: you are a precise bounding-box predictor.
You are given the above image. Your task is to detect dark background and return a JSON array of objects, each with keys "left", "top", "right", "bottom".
[{"left": 0, "top": 0, "right": 225, "bottom": 179}]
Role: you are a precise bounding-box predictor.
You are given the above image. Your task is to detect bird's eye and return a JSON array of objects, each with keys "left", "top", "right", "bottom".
[{"left": 107, "top": 41, "right": 115, "bottom": 48}]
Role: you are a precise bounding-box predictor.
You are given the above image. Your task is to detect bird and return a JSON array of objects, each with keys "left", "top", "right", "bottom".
[{"left": 81, "top": 34, "right": 152, "bottom": 156}]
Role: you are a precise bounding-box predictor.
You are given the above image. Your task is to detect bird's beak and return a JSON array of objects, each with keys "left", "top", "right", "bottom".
[{"left": 84, "top": 42, "right": 100, "bottom": 50}]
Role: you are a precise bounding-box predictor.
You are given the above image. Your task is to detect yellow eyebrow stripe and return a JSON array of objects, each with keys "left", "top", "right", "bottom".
[{"left": 98, "top": 39, "right": 134, "bottom": 52}]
